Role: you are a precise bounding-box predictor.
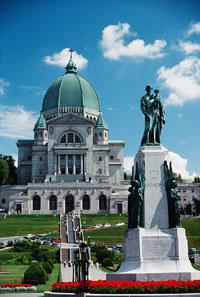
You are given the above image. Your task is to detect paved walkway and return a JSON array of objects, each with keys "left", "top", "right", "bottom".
[{"left": 61, "top": 264, "right": 106, "bottom": 282}]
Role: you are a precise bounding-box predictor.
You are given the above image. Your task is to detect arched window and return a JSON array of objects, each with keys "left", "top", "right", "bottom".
[
  {"left": 99, "top": 194, "right": 107, "bottom": 210},
  {"left": 33, "top": 195, "right": 41, "bottom": 210},
  {"left": 60, "top": 132, "right": 82, "bottom": 144},
  {"left": 50, "top": 195, "right": 57, "bottom": 210},
  {"left": 1, "top": 199, "right": 6, "bottom": 204},
  {"left": 65, "top": 194, "right": 74, "bottom": 213},
  {"left": 83, "top": 195, "right": 90, "bottom": 210}
]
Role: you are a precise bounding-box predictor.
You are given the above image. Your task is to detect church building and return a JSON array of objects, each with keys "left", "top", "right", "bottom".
[{"left": 0, "top": 54, "right": 129, "bottom": 215}]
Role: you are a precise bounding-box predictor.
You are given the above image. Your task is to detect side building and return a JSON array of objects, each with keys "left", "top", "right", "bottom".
[{"left": 0, "top": 56, "right": 129, "bottom": 215}]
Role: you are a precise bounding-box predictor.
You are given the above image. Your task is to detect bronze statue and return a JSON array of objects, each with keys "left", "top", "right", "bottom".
[
  {"left": 141, "top": 86, "right": 165, "bottom": 146},
  {"left": 164, "top": 161, "right": 181, "bottom": 228},
  {"left": 128, "top": 162, "right": 145, "bottom": 229}
]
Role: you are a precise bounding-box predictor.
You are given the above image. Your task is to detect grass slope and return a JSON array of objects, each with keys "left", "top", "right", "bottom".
[
  {"left": 83, "top": 214, "right": 200, "bottom": 249},
  {"left": 0, "top": 214, "right": 59, "bottom": 237}
]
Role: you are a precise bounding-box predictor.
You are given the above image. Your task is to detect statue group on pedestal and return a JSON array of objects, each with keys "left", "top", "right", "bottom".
[
  {"left": 128, "top": 162, "right": 145, "bottom": 229},
  {"left": 141, "top": 85, "right": 165, "bottom": 146}
]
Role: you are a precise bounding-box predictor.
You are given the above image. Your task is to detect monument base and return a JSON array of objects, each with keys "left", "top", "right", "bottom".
[{"left": 107, "top": 228, "right": 200, "bottom": 281}]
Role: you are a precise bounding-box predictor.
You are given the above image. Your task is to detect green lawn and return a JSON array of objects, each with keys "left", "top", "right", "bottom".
[
  {"left": 0, "top": 264, "right": 27, "bottom": 284},
  {"left": 0, "top": 263, "right": 60, "bottom": 292},
  {"left": 83, "top": 214, "right": 200, "bottom": 249},
  {"left": 81, "top": 213, "right": 128, "bottom": 229},
  {"left": 0, "top": 214, "right": 59, "bottom": 237}
]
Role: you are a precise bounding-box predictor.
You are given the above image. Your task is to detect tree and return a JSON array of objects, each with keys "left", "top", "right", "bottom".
[
  {"left": 0, "top": 156, "right": 9, "bottom": 186},
  {"left": 173, "top": 172, "right": 183, "bottom": 183},
  {"left": 193, "top": 176, "right": 200, "bottom": 184},
  {"left": 124, "top": 172, "right": 132, "bottom": 180},
  {"left": 186, "top": 203, "right": 192, "bottom": 215},
  {"left": 193, "top": 198, "right": 200, "bottom": 215},
  {"left": 3, "top": 155, "right": 17, "bottom": 184}
]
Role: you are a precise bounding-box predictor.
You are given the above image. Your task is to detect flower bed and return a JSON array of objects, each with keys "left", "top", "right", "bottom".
[
  {"left": 52, "top": 280, "right": 200, "bottom": 294},
  {"left": 0, "top": 283, "right": 36, "bottom": 292},
  {"left": 0, "top": 270, "right": 10, "bottom": 274}
]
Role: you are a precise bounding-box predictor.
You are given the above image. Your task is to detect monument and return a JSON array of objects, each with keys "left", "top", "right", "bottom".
[{"left": 107, "top": 85, "right": 200, "bottom": 281}]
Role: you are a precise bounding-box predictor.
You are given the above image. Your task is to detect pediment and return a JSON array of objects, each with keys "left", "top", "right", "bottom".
[{"left": 48, "top": 113, "right": 93, "bottom": 125}]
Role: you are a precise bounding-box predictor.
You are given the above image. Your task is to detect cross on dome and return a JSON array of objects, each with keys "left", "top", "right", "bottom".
[{"left": 69, "top": 48, "right": 74, "bottom": 59}]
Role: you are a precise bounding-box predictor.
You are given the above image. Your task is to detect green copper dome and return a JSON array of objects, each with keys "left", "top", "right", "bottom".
[{"left": 42, "top": 58, "right": 100, "bottom": 112}]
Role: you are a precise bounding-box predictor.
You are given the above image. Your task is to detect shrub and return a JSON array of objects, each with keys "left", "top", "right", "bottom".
[
  {"left": 24, "top": 262, "right": 47, "bottom": 284},
  {"left": 42, "top": 261, "right": 52, "bottom": 274},
  {"left": 102, "top": 257, "right": 113, "bottom": 267},
  {"left": 14, "top": 240, "right": 32, "bottom": 252},
  {"left": 95, "top": 246, "right": 114, "bottom": 264},
  {"left": 48, "top": 258, "right": 54, "bottom": 268}
]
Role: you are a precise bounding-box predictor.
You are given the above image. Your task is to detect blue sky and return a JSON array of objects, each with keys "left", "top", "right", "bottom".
[{"left": 1, "top": 0, "right": 200, "bottom": 179}]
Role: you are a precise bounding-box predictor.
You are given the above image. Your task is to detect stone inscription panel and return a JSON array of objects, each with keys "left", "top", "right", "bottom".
[
  {"left": 142, "top": 239, "right": 175, "bottom": 258},
  {"left": 146, "top": 170, "right": 165, "bottom": 188}
]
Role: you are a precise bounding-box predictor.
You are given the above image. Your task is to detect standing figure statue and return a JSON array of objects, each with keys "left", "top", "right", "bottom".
[
  {"left": 164, "top": 161, "right": 181, "bottom": 228},
  {"left": 152, "top": 89, "right": 165, "bottom": 144},
  {"left": 128, "top": 162, "right": 145, "bottom": 229},
  {"left": 141, "top": 85, "right": 165, "bottom": 146}
]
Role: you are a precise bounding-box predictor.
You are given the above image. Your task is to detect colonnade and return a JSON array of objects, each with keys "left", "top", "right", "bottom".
[{"left": 55, "top": 154, "right": 84, "bottom": 175}]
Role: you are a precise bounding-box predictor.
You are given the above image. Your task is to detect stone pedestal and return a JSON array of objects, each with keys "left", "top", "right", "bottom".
[{"left": 107, "top": 146, "right": 200, "bottom": 281}]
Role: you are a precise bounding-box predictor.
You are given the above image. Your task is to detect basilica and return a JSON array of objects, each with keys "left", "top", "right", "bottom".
[{"left": 0, "top": 55, "right": 129, "bottom": 215}]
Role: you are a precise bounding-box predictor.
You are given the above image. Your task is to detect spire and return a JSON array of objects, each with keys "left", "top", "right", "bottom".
[
  {"left": 65, "top": 48, "right": 77, "bottom": 74},
  {"left": 34, "top": 113, "right": 46, "bottom": 130},
  {"left": 95, "top": 113, "right": 108, "bottom": 130}
]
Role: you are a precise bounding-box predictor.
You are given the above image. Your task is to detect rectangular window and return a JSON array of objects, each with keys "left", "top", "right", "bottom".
[
  {"left": 28, "top": 156, "right": 32, "bottom": 161},
  {"left": 39, "top": 157, "right": 42, "bottom": 161},
  {"left": 99, "top": 157, "right": 102, "bottom": 161},
  {"left": 110, "top": 156, "right": 114, "bottom": 160}
]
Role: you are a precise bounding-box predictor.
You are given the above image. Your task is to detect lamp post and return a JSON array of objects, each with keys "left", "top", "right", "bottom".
[
  {"left": 79, "top": 242, "right": 89, "bottom": 286},
  {"left": 73, "top": 250, "right": 79, "bottom": 282},
  {"left": 72, "top": 242, "right": 90, "bottom": 286}
]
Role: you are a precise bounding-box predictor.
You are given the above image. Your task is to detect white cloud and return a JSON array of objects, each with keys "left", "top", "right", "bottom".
[
  {"left": 178, "top": 40, "right": 200, "bottom": 55},
  {"left": 157, "top": 56, "right": 200, "bottom": 105},
  {"left": 11, "top": 154, "right": 18, "bottom": 166},
  {"left": 43, "top": 48, "right": 88, "bottom": 69},
  {"left": 100, "top": 22, "right": 167, "bottom": 61},
  {"left": 0, "top": 105, "right": 37, "bottom": 139},
  {"left": 168, "top": 151, "right": 196, "bottom": 179},
  {"left": 124, "top": 151, "right": 196, "bottom": 179},
  {"left": 129, "top": 105, "right": 135, "bottom": 110},
  {"left": 124, "top": 156, "right": 134, "bottom": 173},
  {"left": 22, "top": 86, "right": 46, "bottom": 96},
  {"left": 177, "top": 113, "right": 184, "bottom": 118},
  {"left": 107, "top": 107, "right": 114, "bottom": 111},
  {"left": 187, "top": 22, "right": 200, "bottom": 36},
  {"left": 0, "top": 78, "right": 10, "bottom": 96}
]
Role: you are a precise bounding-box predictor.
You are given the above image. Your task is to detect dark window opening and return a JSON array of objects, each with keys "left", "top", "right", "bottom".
[
  {"left": 75, "top": 135, "right": 81, "bottom": 143},
  {"left": 68, "top": 133, "right": 73, "bottom": 143},
  {"left": 50, "top": 195, "right": 57, "bottom": 210},
  {"left": 33, "top": 195, "right": 41, "bottom": 210},
  {"left": 83, "top": 195, "right": 90, "bottom": 210},
  {"left": 61, "top": 135, "right": 66, "bottom": 143},
  {"left": 2, "top": 199, "right": 6, "bottom": 204},
  {"left": 99, "top": 194, "right": 107, "bottom": 210}
]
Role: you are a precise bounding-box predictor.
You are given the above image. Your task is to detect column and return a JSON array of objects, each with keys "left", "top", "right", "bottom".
[
  {"left": 58, "top": 154, "right": 61, "bottom": 174},
  {"left": 80, "top": 154, "right": 83, "bottom": 174},
  {"left": 73, "top": 154, "right": 76, "bottom": 174},
  {"left": 65, "top": 154, "right": 68, "bottom": 174},
  {"left": 54, "top": 154, "right": 57, "bottom": 174}
]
